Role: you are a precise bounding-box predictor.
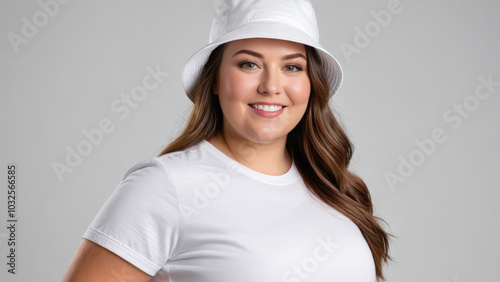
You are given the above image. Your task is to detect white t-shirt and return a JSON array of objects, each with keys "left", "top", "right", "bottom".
[{"left": 83, "top": 140, "right": 376, "bottom": 281}]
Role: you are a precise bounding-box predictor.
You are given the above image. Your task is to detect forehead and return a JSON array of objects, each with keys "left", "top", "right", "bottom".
[{"left": 223, "top": 38, "right": 306, "bottom": 56}]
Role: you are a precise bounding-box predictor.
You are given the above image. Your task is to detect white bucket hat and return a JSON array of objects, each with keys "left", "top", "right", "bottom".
[{"left": 181, "top": 0, "right": 343, "bottom": 101}]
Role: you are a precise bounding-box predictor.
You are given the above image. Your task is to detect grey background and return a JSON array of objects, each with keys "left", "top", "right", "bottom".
[{"left": 1, "top": 0, "right": 499, "bottom": 281}]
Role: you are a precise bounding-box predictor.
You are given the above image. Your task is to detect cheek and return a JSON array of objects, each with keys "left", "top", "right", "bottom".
[
  {"left": 285, "top": 77, "right": 311, "bottom": 106},
  {"left": 217, "top": 70, "right": 256, "bottom": 124},
  {"left": 218, "top": 70, "right": 256, "bottom": 102}
]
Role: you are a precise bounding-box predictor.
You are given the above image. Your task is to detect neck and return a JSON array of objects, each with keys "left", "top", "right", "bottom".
[{"left": 208, "top": 130, "right": 292, "bottom": 176}]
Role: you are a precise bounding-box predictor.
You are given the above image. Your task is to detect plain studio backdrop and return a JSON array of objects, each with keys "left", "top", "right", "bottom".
[{"left": 1, "top": 0, "right": 499, "bottom": 281}]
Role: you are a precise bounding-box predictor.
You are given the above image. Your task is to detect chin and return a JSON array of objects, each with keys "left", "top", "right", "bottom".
[{"left": 249, "top": 128, "right": 288, "bottom": 144}]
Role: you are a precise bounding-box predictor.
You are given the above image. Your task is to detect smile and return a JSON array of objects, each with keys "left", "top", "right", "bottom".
[
  {"left": 248, "top": 103, "right": 286, "bottom": 118},
  {"left": 250, "top": 104, "right": 284, "bottom": 112}
]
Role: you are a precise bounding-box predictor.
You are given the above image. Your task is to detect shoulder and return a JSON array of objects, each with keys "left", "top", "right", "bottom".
[
  {"left": 114, "top": 141, "right": 228, "bottom": 198},
  {"left": 118, "top": 157, "right": 172, "bottom": 194},
  {"left": 121, "top": 142, "right": 210, "bottom": 184},
  {"left": 155, "top": 141, "right": 228, "bottom": 175}
]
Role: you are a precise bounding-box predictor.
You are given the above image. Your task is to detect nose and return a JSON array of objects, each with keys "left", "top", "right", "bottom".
[{"left": 257, "top": 67, "right": 283, "bottom": 95}]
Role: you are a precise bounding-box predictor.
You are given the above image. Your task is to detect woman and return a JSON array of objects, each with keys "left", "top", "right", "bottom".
[{"left": 63, "top": 0, "right": 391, "bottom": 281}]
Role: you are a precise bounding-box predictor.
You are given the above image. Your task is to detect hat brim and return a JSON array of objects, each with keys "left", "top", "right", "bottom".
[{"left": 182, "top": 20, "right": 343, "bottom": 101}]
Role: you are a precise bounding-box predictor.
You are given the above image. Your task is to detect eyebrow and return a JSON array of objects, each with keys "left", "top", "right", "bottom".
[{"left": 232, "top": 49, "right": 307, "bottom": 61}]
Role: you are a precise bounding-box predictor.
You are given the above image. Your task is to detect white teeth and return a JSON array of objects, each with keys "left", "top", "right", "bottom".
[{"left": 251, "top": 104, "right": 283, "bottom": 112}]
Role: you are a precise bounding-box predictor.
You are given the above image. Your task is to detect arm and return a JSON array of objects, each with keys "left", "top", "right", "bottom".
[{"left": 62, "top": 239, "right": 152, "bottom": 282}]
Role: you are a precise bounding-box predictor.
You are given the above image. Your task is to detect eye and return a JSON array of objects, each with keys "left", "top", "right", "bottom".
[
  {"left": 239, "top": 61, "right": 258, "bottom": 69},
  {"left": 284, "top": 64, "right": 303, "bottom": 72}
]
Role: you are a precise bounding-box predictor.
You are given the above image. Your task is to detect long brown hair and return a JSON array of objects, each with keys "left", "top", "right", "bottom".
[{"left": 158, "top": 43, "right": 391, "bottom": 280}]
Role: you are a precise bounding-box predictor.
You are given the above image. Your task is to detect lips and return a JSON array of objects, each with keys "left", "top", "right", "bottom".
[
  {"left": 249, "top": 104, "right": 284, "bottom": 112},
  {"left": 248, "top": 103, "right": 286, "bottom": 118}
]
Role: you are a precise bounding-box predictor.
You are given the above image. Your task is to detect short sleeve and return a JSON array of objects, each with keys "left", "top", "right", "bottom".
[{"left": 82, "top": 157, "right": 181, "bottom": 276}]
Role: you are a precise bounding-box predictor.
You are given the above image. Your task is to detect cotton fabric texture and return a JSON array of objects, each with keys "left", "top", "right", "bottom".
[
  {"left": 181, "top": 0, "right": 344, "bottom": 101},
  {"left": 83, "top": 141, "right": 376, "bottom": 281}
]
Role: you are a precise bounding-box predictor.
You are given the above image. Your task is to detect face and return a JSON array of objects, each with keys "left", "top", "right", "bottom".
[{"left": 213, "top": 38, "right": 311, "bottom": 145}]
